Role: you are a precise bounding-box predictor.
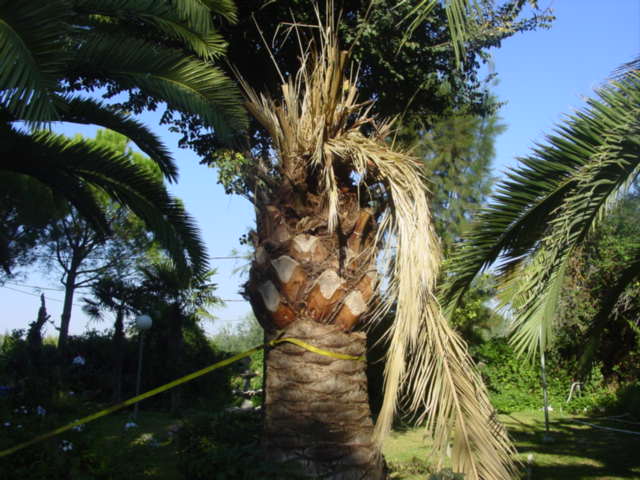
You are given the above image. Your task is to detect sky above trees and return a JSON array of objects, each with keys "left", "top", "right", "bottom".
[{"left": 1, "top": 0, "right": 638, "bottom": 338}]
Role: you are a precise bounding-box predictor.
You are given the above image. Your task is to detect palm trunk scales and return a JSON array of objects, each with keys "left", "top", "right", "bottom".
[{"left": 246, "top": 184, "right": 386, "bottom": 479}]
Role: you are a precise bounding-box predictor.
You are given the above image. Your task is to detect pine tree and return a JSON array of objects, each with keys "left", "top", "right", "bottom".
[{"left": 419, "top": 112, "right": 505, "bottom": 254}]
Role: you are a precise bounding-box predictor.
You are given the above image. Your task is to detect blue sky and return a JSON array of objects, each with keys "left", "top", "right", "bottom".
[{"left": 1, "top": 0, "right": 638, "bottom": 338}]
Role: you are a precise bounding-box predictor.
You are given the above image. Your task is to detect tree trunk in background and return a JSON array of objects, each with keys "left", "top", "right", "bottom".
[
  {"left": 27, "top": 293, "right": 49, "bottom": 372},
  {"left": 111, "top": 306, "right": 125, "bottom": 403},
  {"left": 58, "top": 265, "right": 78, "bottom": 354},
  {"left": 246, "top": 181, "right": 384, "bottom": 478},
  {"left": 167, "top": 303, "right": 183, "bottom": 415},
  {"left": 264, "top": 320, "right": 385, "bottom": 479}
]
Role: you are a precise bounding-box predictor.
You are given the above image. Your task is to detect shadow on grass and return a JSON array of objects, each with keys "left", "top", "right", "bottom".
[{"left": 504, "top": 414, "right": 640, "bottom": 479}]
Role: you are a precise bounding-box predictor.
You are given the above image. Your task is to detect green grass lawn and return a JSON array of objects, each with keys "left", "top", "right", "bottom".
[
  {"left": 384, "top": 411, "right": 640, "bottom": 480},
  {"left": 4, "top": 408, "right": 639, "bottom": 479},
  {"left": 501, "top": 411, "right": 640, "bottom": 479}
]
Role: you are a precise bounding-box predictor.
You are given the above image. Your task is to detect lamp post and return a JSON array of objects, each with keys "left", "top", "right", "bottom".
[{"left": 133, "top": 314, "right": 152, "bottom": 420}]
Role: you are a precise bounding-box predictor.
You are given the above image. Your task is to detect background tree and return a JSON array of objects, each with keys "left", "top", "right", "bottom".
[
  {"left": 1, "top": 0, "right": 247, "bottom": 273},
  {"left": 555, "top": 191, "right": 640, "bottom": 384},
  {"left": 0, "top": 175, "right": 63, "bottom": 278},
  {"left": 211, "top": 313, "right": 263, "bottom": 353},
  {"left": 37, "top": 130, "right": 161, "bottom": 352},
  {"left": 138, "top": 262, "right": 221, "bottom": 414},
  {"left": 82, "top": 276, "right": 144, "bottom": 402},
  {"left": 419, "top": 110, "right": 504, "bottom": 253}
]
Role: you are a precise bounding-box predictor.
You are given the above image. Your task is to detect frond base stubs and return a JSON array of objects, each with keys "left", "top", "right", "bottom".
[{"left": 246, "top": 184, "right": 377, "bottom": 333}]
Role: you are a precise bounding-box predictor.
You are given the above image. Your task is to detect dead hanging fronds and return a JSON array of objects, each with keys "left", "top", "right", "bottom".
[{"left": 236, "top": 6, "right": 518, "bottom": 480}]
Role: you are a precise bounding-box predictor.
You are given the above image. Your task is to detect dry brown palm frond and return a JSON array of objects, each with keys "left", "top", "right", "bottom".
[{"left": 236, "top": 6, "right": 518, "bottom": 479}]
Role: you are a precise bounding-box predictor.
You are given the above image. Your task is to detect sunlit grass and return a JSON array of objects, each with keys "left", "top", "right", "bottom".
[{"left": 384, "top": 411, "right": 640, "bottom": 479}]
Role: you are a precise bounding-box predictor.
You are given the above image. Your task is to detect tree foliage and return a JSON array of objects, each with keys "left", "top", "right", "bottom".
[
  {"left": 419, "top": 109, "right": 504, "bottom": 252},
  {"left": 177, "top": 0, "right": 551, "bottom": 198},
  {"left": 556, "top": 192, "right": 640, "bottom": 384},
  {"left": 0, "top": 0, "right": 248, "bottom": 274},
  {"left": 442, "top": 67, "right": 640, "bottom": 358},
  {"left": 36, "top": 130, "right": 162, "bottom": 349}
]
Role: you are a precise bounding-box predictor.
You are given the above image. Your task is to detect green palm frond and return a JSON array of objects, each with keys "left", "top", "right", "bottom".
[
  {"left": 68, "top": 152, "right": 209, "bottom": 278},
  {"left": 0, "top": 0, "right": 70, "bottom": 121},
  {"left": 81, "top": 297, "right": 105, "bottom": 322},
  {"left": 401, "top": 0, "right": 470, "bottom": 63},
  {"left": 73, "top": 0, "right": 228, "bottom": 59},
  {"left": 144, "top": 16, "right": 228, "bottom": 59},
  {"left": 57, "top": 96, "right": 178, "bottom": 182},
  {"left": 72, "top": 34, "right": 247, "bottom": 137},
  {"left": 3, "top": 127, "right": 208, "bottom": 276},
  {"left": 613, "top": 55, "right": 640, "bottom": 79},
  {"left": 443, "top": 71, "right": 640, "bottom": 356},
  {"left": 2, "top": 126, "right": 110, "bottom": 234},
  {"left": 169, "top": 0, "right": 236, "bottom": 32},
  {"left": 200, "top": 0, "right": 236, "bottom": 23}
]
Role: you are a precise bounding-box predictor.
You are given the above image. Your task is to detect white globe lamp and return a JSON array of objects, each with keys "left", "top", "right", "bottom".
[{"left": 135, "top": 314, "right": 153, "bottom": 330}]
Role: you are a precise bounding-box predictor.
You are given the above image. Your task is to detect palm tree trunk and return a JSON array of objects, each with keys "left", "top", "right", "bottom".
[
  {"left": 264, "top": 319, "right": 386, "bottom": 479},
  {"left": 246, "top": 192, "right": 384, "bottom": 479}
]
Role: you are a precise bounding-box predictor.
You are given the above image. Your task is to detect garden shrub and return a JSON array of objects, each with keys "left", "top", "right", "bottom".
[
  {"left": 607, "top": 381, "right": 640, "bottom": 418},
  {"left": 176, "top": 410, "right": 305, "bottom": 479},
  {"left": 3, "top": 326, "right": 235, "bottom": 412},
  {"left": 473, "top": 338, "right": 611, "bottom": 414}
]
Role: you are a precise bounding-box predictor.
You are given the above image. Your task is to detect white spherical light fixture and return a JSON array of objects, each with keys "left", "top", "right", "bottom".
[{"left": 135, "top": 314, "right": 153, "bottom": 331}]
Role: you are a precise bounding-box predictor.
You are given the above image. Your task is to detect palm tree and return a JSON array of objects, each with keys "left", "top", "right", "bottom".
[
  {"left": 0, "top": 0, "right": 247, "bottom": 274},
  {"left": 83, "top": 276, "right": 141, "bottom": 402},
  {"left": 240, "top": 21, "right": 516, "bottom": 480},
  {"left": 138, "top": 261, "right": 220, "bottom": 413},
  {"left": 441, "top": 66, "right": 640, "bottom": 358}
]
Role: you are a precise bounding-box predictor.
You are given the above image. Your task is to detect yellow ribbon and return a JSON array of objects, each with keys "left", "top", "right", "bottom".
[{"left": 0, "top": 337, "right": 363, "bottom": 458}]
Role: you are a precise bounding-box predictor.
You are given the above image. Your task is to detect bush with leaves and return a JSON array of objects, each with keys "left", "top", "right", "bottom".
[
  {"left": 176, "top": 410, "right": 305, "bottom": 479},
  {"left": 474, "top": 338, "right": 611, "bottom": 414},
  {"left": 555, "top": 193, "right": 640, "bottom": 385},
  {"left": 0, "top": 325, "right": 235, "bottom": 413}
]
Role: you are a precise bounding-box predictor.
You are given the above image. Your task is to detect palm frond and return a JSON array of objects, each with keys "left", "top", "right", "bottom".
[
  {"left": 73, "top": 0, "right": 228, "bottom": 59},
  {"left": 145, "top": 17, "right": 228, "bottom": 59},
  {"left": 239, "top": 19, "right": 517, "bottom": 480},
  {"left": 443, "top": 72, "right": 640, "bottom": 357},
  {"left": 71, "top": 34, "right": 247, "bottom": 138},
  {"left": 612, "top": 55, "right": 640, "bottom": 79},
  {"left": 169, "top": 0, "right": 236, "bottom": 32},
  {"left": 200, "top": 0, "right": 236, "bottom": 24},
  {"left": 0, "top": 0, "right": 70, "bottom": 121},
  {"left": 2, "top": 128, "right": 208, "bottom": 276},
  {"left": 57, "top": 96, "right": 178, "bottom": 182},
  {"left": 1, "top": 124, "right": 110, "bottom": 233},
  {"left": 400, "top": 0, "right": 470, "bottom": 64},
  {"left": 81, "top": 297, "right": 105, "bottom": 322}
]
